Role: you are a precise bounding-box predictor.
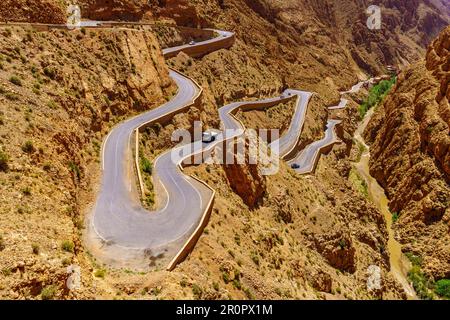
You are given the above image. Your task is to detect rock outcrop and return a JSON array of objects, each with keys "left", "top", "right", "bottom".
[
  {"left": 0, "top": 0, "right": 66, "bottom": 23},
  {"left": 365, "top": 26, "right": 450, "bottom": 279}
]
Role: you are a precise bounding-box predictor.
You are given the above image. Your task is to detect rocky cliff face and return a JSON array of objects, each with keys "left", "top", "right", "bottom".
[
  {"left": 79, "top": 0, "right": 151, "bottom": 21},
  {"left": 365, "top": 26, "right": 449, "bottom": 279},
  {"left": 0, "top": 0, "right": 66, "bottom": 23}
]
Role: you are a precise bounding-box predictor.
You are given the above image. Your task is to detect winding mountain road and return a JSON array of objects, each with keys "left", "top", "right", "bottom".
[
  {"left": 287, "top": 120, "right": 342, "bottom": 174},
  {"left": 86, "top": 24, "right": 321, "bottom": 269}
]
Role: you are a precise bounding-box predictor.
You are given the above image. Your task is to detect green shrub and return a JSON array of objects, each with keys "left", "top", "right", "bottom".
[
  {"left": 43, "top": 67, "right": 56, "bottom": 79},
  {"left": 435, "top": 279, "right": 450, "bottom": 299},
  {"left": 392, "top": 212, "right": 399, "bottom": 223},
  {"left": 22, "top": 140, "right": 34, "bottom": 153},
  {"left": 69, "top": 161, "right": 81, "bottom": 180},
  {"left": 359, "top": 77, "right": 396, "bottom": 117},
  {"left": 140, "top": 156, "right": 153, "bottom": 175},
  {"left": 5, "top": 92, "right": 19, "bottom": 101},
  {"left": 22, "top": 187, "right": 32, "bottom": 196},
  {"left": 94, "top": 269, "right": 106, "bottom": 278},
  {"left": 61, "top": 240, "right": 74, "bottom": 253},
  {"left": 0, "top": 149, "right": 8, "bottom": 171},
  {"left": 41, "top": 285, "right": 57, "bottom": 300},
  {"left": 408, "top": 265, "right": 434, "bottom": 300},
  {"left": 405, "top": 252, "right": 423, "bottom": 267},
  {"left": 250, "top": 251, "right": 260, "bottom": 266},
  {"left": 192, "top": 284, "right": 202, "bottom": 299},
  {"left": 31, "top": 243, "right": 40, "bottom": 255},
  {"left": 9, "top": 75, "right": 22, "bottom": 86}
]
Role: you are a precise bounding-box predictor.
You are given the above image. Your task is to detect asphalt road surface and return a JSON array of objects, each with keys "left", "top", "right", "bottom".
[{"left": 287, "top": 120, "right": 342, "bottom": 174}]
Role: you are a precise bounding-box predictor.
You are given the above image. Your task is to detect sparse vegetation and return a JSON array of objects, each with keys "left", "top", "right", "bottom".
[
  {"left": 0, "top": 149, "right": 8, "bottom": 171},
  {"left": 41, "top": 285, "right": 57, "bottom": 300},
  {"left": 9, "top": 75, "right": 22, "bottom": 86},
  {"left": 31, "top": 243, "right": 40, "bottom": 255},
  {"left": 139, "top": 149, "right": 155, "bottom": 208},
  {"left": 69, "top": 161, "right": 81, "bottom": 180},
  {"left": 140, "top": 155, "right": 153, "bottom": 174},
  {"left": 21, "top": 140, "right": 34, "bottom": 153},
  {"left": 349, "top": 168, "right": 368, "bottom": 197},
  {"left": 61, "top": 240, "right": 75, "bottom": 253},
  {"left": 406, "top": 252, "right": 434, "bottom": 300},
  {"left": 22, "top": 187, "right": 32, "bottom": 196},
  {"left": 43, "top": 67, "right": 57, "bottom": 79},
  {"left": 94, "top": 269, "right": 106, "bottom": 279},
  {"left": 192, "top": 284, "right": 203, "bottom": 299}
]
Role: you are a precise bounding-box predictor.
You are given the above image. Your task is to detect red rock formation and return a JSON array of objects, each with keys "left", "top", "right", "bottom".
[{"left": 365, "top": 26, "right": 450, "bottom": 279}]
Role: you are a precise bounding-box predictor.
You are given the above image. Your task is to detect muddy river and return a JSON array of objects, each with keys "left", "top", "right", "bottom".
[{"left": 353, "top": 108, "right": 417, "bottom": 299}]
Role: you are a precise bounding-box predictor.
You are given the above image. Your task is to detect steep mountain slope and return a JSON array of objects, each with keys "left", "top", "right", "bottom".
[
  {"left": 365, "top": 26, "right": 449, "bottom": 280},
  {"left": 0, "top": 1, "right": 448, "bottom": 300},
  {"left": 0, "top": 26, "right": 174, "bottom": 299}
]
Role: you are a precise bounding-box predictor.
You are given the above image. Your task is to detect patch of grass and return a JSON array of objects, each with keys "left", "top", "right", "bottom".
[
  {"left": 192, "top": 284, "right": 203, "bottom": 299},
  {"left": 61, "top": 240, "right": 75, "bottom": 253},
  {"left": 179, "top": 279, "right": 188, "bottom": 288},
  {"left": 222, "top": 270, "right": 231, "bottom": 284},
  {"left": 1, "top": 268, "right": 12, "bottom": 276},
  {"left": 434, "top": 279, "right": 450, "bottom": 299},
  {"left": 243, "top": 287, "right": 254, "bottom": 299},
  {"left": 349, "top": 168, "right": 368, "bottom": 197},
  {"left": 41, "top": 285, "right": 57, "bottom": 300},
  {"left": 359, "top": 77, "right": 396, "bottom": 117},
  {"left": 9, "top": 75, "right": 22, "bottom": 86},
  {"left": 47, "top": 100, "right": 58, "bottom": 110},
  {"left": 94, "top": 269, "right": 106, "bottom": 279}
]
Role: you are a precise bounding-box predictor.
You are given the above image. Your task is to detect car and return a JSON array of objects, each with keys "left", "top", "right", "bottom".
[
  {"left": 291, "top": 163, "right": 300, "bottom": 169},
  {"left": 189, "top": 41, "right": 196, "bottom": 46},
  {"left": 202, "top": 131, "right": 219, "bottom": 143}
]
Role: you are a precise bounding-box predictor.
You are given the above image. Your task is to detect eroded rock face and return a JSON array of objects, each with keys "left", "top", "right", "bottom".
[
  {"left": 365, "top": 26, "right": 450, "bottom": 279},
  {"left": 0, "top": 0, "right": 66, "bottom": 23},
  {"left": 306, "top": 269, "right": 333, "bottom": 293},
  {"left": 222, "top": 135, "right": 267, "bottom": 209},
  {"left": 148, "top": 0, "right": 204, "bottom": 27},
  {"left": 79, "top": 0, "right": 150, "bottom": 21},
  {"left": 313, "top": 233, "right": 356, "bottom": 273}
]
